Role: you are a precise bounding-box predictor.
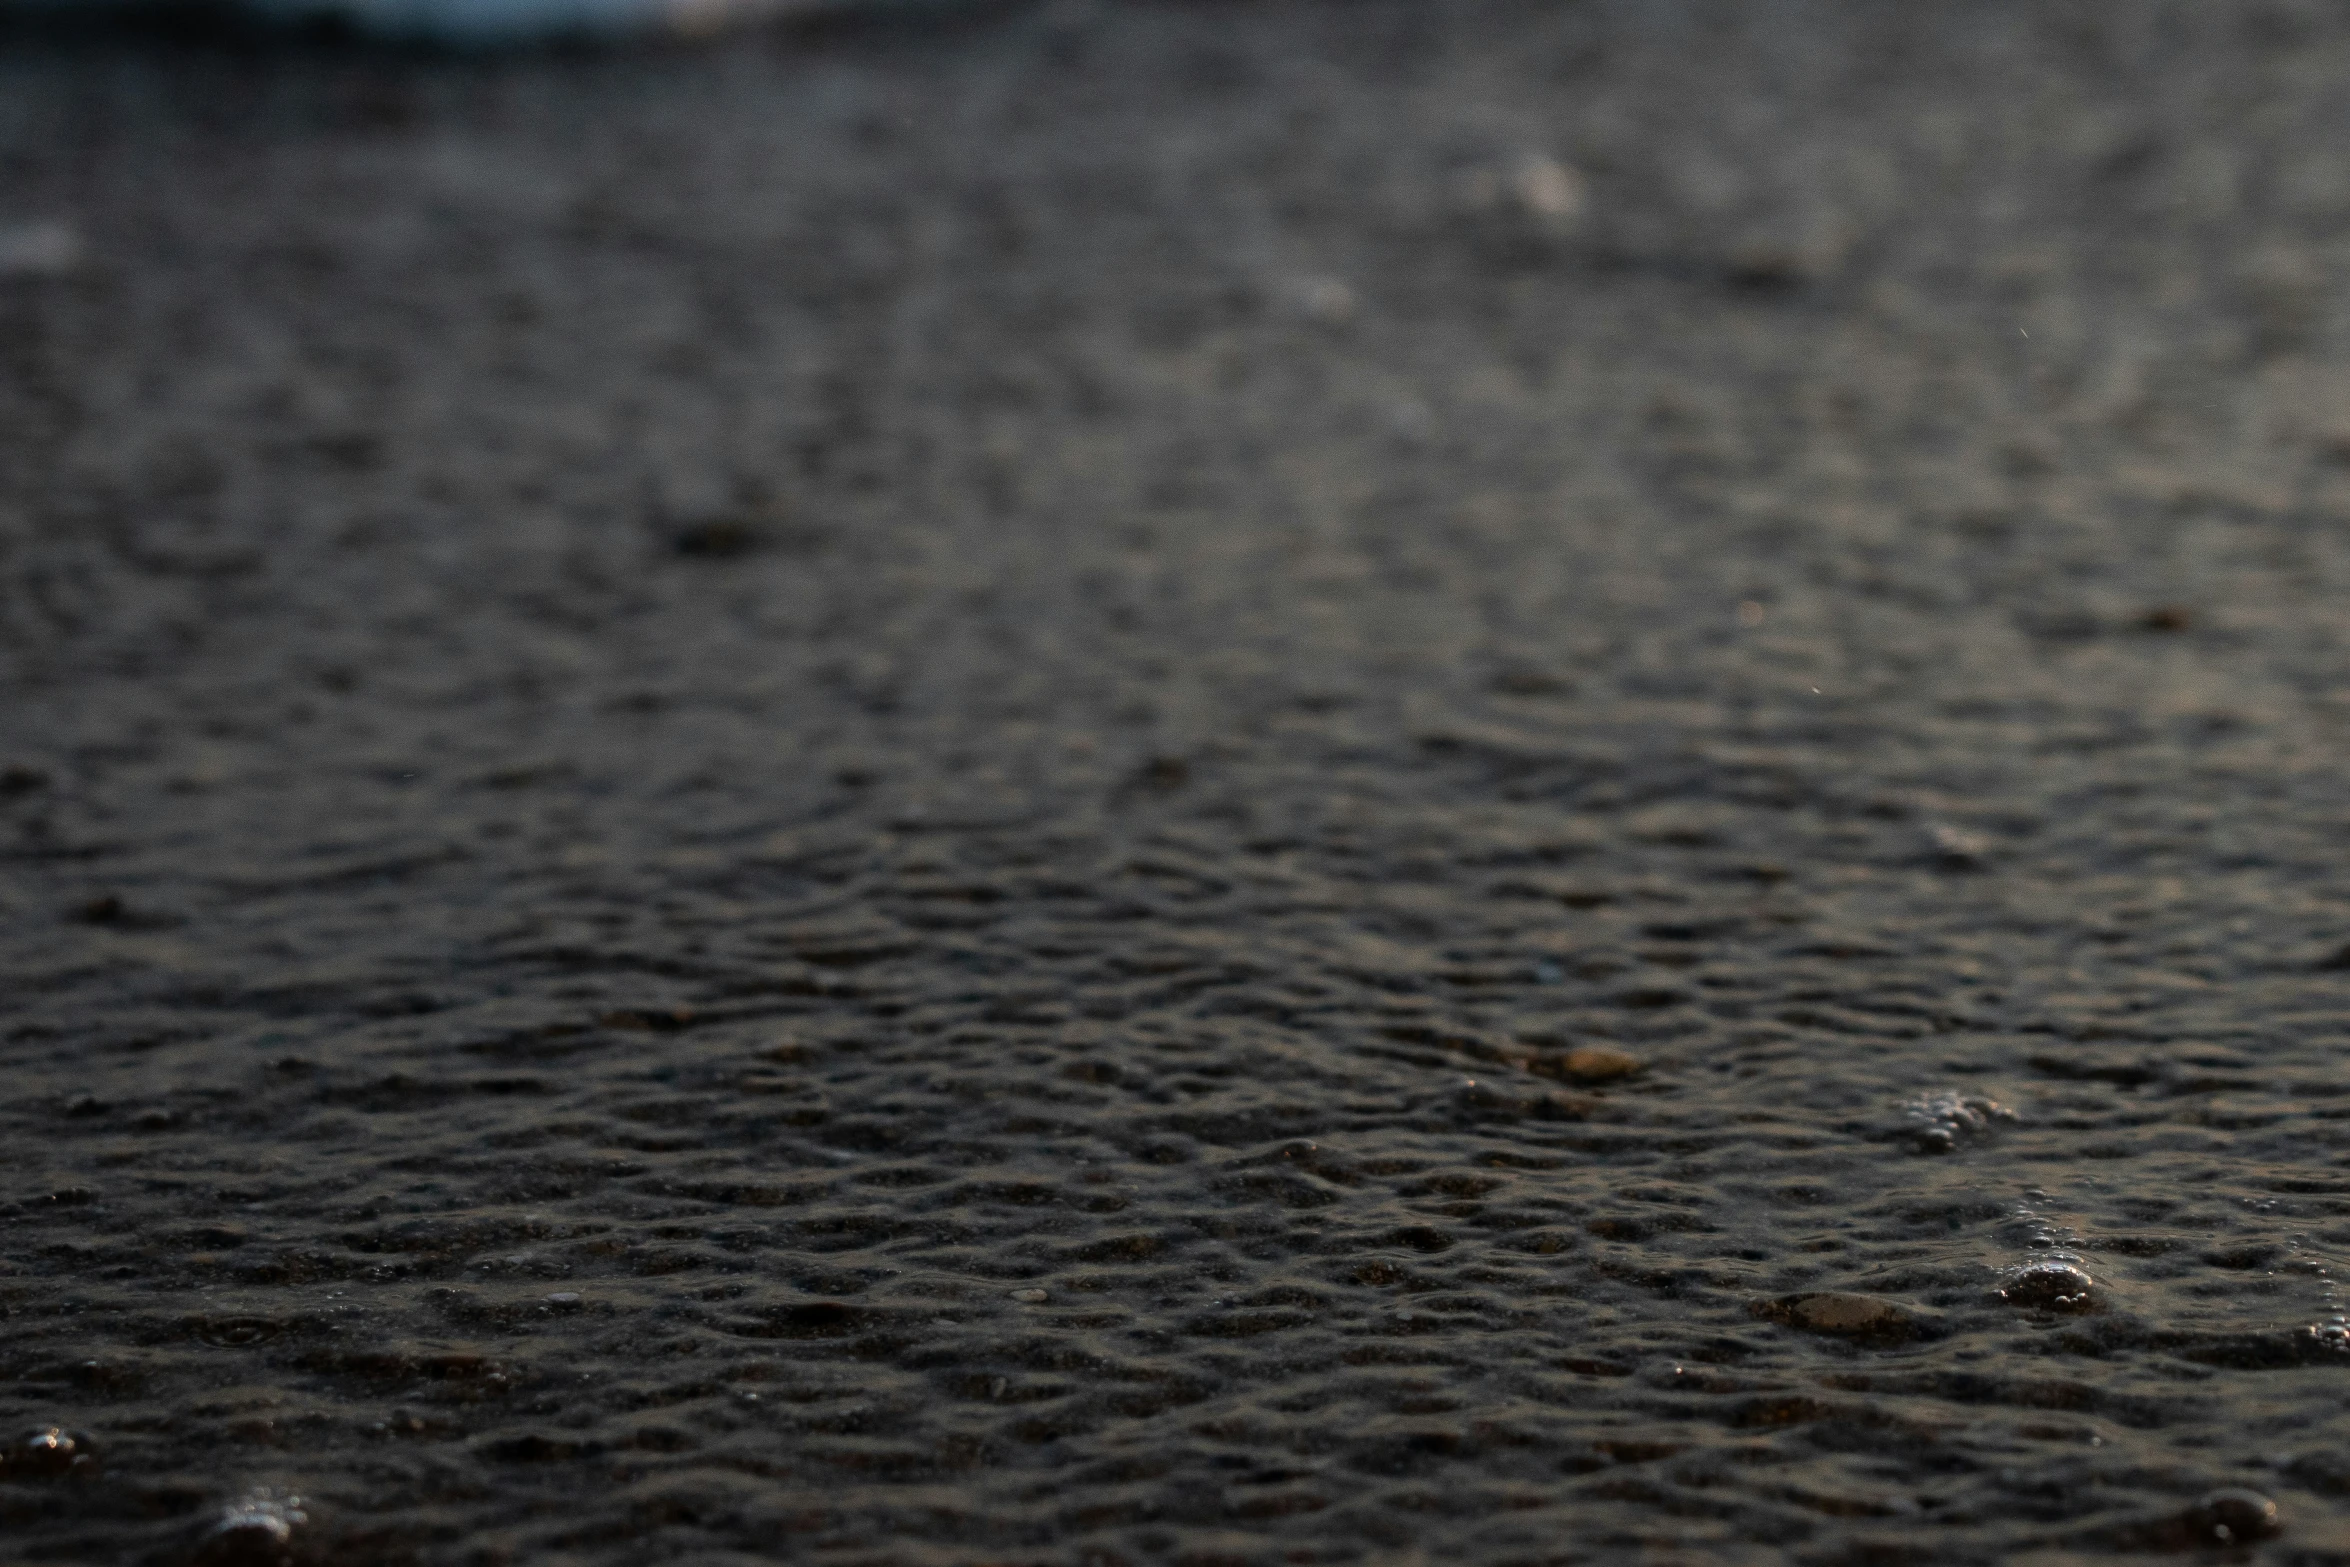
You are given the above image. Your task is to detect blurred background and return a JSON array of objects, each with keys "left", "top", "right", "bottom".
[{"left": 0, "top": 0, "right": 903, "bottom": 45}]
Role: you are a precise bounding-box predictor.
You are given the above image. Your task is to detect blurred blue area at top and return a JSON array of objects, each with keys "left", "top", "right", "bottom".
[{"left": 4, "top": 0, "right": 982, "bottom": 45}]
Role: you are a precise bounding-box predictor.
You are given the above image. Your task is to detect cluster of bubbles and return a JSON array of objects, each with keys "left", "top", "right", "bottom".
[{"left": 1901, "top": 1090, "right": 2018, "bottom": 1154}]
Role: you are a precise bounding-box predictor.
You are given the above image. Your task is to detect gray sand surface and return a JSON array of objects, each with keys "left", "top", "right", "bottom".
[{"left": 8, "top": 2, "right": 2350, "bottom": 1561}]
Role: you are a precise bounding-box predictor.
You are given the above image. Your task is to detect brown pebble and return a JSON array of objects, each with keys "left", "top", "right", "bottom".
[
  {"left": 1752, "top": 1291, "right": 1931, "bottom": 1343},
  {"left": 2184, "top": 1487, "right": 2279, "bottom": 1545},
  {"left": 2139, "top": 604, "right": 2194, "bottom": 633},
  {"left": 1538, "top": 1047, "right": 1643, "bottom": 1084}
]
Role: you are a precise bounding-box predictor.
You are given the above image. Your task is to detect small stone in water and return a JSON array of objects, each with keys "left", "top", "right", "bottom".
[
  {"left": 1, "top": 1425, "right": 96, "bottom": 1478},
  {"left": 1752, "top": 1291, "right": 1931, "bottom": 1343},
  {"left": 191, "top": 1491, "right": 307, "bottom": 1567},
  {"left": 2183, "top": 1487, "right": 2279, "bottom": 1545},
  {"left": 1541, "top": 1047, "right": 1643, "bottom": 1083},
  {"left": 2000, "top": 1261, "right": 2097, "bottom": 1311},
  {"left": 1009, "top": 1288, "right": 1049, "bottom": 1304}
]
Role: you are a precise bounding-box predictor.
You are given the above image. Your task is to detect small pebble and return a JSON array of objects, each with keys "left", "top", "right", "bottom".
[
  {"left": 1, "top": 1425, "right": 96, "bottom": 1478},
  {"left": 1508, "top": 154, "right": 1585, "bottom": 220},
  {"left": 190, "top": 1491, "right": 306, "bottom": 1567},
  {"left": 1458, "top": 152, "right": 1587, "bottom": 227},
  {"left": 1009, "top": 1288, "right": 1049, "bottom": 1304},
  {"left": 1540, "top": 1047, "right": 1643, "bottom": 1084},
  {"left": 2000, "top": 1261, "right": 2097, "bottom": 1311},
  {"left": 2183, "top": 1487, "right": 2279, "bottom": 1545},
  {"left": 1753, "top": 1291, "right": 1932, "bottom": 1343}
]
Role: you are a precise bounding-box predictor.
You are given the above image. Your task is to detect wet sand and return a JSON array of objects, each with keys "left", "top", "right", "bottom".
[{"left": 8, "top": 1, "right": 2350, "bottom": 1560}]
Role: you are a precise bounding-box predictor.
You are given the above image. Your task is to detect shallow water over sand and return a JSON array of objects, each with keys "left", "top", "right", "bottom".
[{"left": 9, "top": 2, "right": 2350, "bottom": 1561}]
